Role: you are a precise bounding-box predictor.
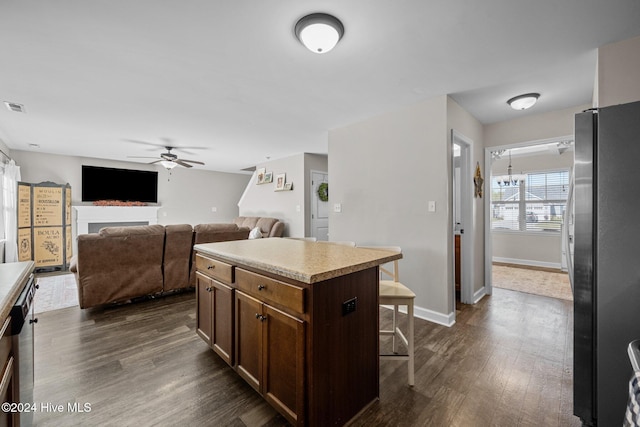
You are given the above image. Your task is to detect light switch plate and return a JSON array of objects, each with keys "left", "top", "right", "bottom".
[
  {"left": 428, "top": 201, "right": 436, "bottom": 212},
  {"left": 334, "top": 203, "right": 342, "bottom": 213}
]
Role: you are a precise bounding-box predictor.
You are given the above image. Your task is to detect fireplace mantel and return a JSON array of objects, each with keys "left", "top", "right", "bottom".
[{"left": 74, "top": 205, "right": 160, "bottom": 235}]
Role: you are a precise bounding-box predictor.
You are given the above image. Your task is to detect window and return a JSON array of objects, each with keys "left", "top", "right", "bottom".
[{"left": 491, "top": 169, "right": 569, "bottom": 232}]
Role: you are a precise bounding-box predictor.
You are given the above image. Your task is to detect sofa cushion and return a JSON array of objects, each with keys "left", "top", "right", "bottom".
[
  {"left": 163, "top": 224, "right": 194, "bottom": 292},
  {"left": 75, "top": 224, "right": 165, "bottom": 308},
  {"left": 234, "top": 216, "right": 284, "bottom": 238},
  {"left": 193, "top": 223, "right": 250, "bottom": 244}
]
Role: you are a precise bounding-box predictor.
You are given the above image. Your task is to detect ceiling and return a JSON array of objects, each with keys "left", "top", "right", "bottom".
[{"left": 1, "top": 1, "right": 639, "bottom": 173}]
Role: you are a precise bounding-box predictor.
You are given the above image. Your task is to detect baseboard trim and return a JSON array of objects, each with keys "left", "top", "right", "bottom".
[
  {"left": 473, "top": 287, "right": 487, "bottom": 304},
  {"left": 382, "top": 304, "right": 455, "bottom": 327},
  {"left": 414, "top": 305, "right": 455, "bottom": 327},
  {"left": 492, "top": 256, "right": 561, "bottom": 270}
]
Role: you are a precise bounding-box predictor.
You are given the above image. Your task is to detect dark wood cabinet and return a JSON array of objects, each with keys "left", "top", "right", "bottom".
[
  {"left": 195, "top": 255, "right": 236, "bottom": 366},
  {"left": 235, "top": 290, "right": 262, "bottom": 391},
  {"left": 262, "top": 303, "right": 304, "bottom": 424},
  {"left": 0, "top": 317, "right": 15, "bottom": 427},
  {"left": 235, "top": 288, "right": 305, "bottom": 425},
  {"left": 195, "top": 273, "right": 213, "bottom": 346},
  {"left": 194, "top": 240, "right": 397, "bottom": 426}
]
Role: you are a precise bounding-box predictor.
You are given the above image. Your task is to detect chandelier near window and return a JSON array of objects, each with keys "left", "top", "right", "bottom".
[{"left": 495, "top": 150, "right": 525, "bottom": 187}]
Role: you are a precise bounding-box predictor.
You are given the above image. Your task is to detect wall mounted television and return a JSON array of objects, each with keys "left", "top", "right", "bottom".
[{"left": 81, "top": 165, "right": 158, "bottom": 203}]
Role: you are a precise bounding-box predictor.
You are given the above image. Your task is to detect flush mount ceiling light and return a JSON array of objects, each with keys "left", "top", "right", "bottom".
[
  {"left": 295, "top": 13, "right": 344, "bottom": 54},
  {"left": 507, "top": 93, "right": 540, "bottom": 110}
]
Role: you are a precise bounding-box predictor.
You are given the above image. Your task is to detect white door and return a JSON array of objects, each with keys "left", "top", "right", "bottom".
[{"left": 310, "top": 171, "right": 329, "bottom": 241}]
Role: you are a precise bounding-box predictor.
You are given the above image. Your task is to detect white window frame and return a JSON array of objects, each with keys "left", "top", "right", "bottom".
[{"left": 491, "top": 168, "right": 570, "bottom": 234}]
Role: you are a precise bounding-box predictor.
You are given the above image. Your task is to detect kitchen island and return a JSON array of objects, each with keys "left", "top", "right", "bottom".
[{"left": 193, "top": 239, "right": 401, "bottom": 426}]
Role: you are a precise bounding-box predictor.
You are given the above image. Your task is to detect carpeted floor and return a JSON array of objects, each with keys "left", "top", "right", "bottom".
[
  {"left": 492, "top": 263, "right": 573, "bottom": 301},
  {"left": 34, "top": 273, "right": 79, "bottom": 314}
]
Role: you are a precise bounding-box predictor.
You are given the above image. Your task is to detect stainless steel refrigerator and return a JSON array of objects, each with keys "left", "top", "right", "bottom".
[{"left": 573, "top": 100, "right": 640, "bottom": 426}]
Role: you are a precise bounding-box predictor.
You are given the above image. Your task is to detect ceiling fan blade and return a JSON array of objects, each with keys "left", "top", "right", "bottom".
[
  {"left": 179, "top": 159, "right": 205, "bottom": 165},
  {"left": 123, "top": 139, "right": 166, "bottom": 148},
  {"left": 127, "top": 156, "right": 161, "bottom": 159},
  {"left": 148, "top": 160, "right": 163, "bottom": 165},
  {"left": 174, "top": 159, "right": 193, "bottom": 168}
]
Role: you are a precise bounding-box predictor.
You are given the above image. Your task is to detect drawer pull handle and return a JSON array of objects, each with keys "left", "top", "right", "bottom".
[
  {"left": 255, "top": 313, "right": 267, "bottom": 322},
  {"left": 206, "top": 287, "right": 212, "bottom": 292},
  {"left": 207, "top": 265, "right": 215, "bottom": 270},
  {"left": 258, "top": 284, "right": 266, "bottom": 291}
]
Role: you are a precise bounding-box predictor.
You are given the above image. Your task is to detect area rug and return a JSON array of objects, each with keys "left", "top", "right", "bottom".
[
  {"left": 34, "top": 273, "right": 79, "bottom": 313},
  {"left": 492, "top": 264, "right": 573, "bottom": 301}
]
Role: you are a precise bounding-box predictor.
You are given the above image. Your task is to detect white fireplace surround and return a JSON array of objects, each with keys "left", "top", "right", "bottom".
[{"left": 74, "top": 206, "right": 160, "bottom": 235}]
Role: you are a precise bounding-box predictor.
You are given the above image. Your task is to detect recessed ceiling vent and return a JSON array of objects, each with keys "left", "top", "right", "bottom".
[{"left": 4, "top": 101, "right": 25, "bottom": 113}]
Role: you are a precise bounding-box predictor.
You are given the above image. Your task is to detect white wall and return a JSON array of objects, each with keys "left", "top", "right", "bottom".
[
  {"left": 238, "top": 153, "right": 328, "bottom": 238},
  {"left": 329, "top": 95, "right": 459, "bottom": 324},
  {"left": 491, "top": 152, "right": 573, "bottom": 268},
  {"left": 11, "top": 149, "right": 250, "bottom": 228},
  {"left": 598, "top": 34, "right": 640, "bottom": 107},
  {"left": 484, "top": 104, "right": 590, "bottom": 148},
  {"left": 239, "top": 153, "right": 305, "bottom": 237}
]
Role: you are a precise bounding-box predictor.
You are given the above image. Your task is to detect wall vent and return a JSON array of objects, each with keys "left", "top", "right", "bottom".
[{"left": 4, "top": 101, "right": 25, "bottom": 113}]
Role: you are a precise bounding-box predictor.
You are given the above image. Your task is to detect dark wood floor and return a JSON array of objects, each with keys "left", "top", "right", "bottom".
[{"left": 33, "top": 288, "right": 580, "bottom": 426}]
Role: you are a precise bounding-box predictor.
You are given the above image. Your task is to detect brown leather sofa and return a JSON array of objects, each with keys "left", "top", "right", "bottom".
[
  {"left": 71, "top": 223, "right": 250, "bottom": 308},
  {"left": 233, "top": 216, "right": 285, "bottom": 238}
]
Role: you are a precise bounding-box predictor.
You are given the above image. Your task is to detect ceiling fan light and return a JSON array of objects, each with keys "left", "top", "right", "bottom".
[
  {"left": 161, "top": 160, "right": 177, "bottom": 170},
  {"left": 507, "top": 93, "right": 540, "bottom": 110},
  {"left": 295, "top": 13, "right": 344, "bottom": 54}
]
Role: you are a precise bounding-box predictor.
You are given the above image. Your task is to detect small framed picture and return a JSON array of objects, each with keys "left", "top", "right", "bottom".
[
  {"left": 256, "top": 168, "right": 266, "bottom": 184},
  {"left": 263, "top": 171, "right": 273, "bottom": 183},
  {"left": 284, "top": 182, "right": 292, "bottom": 191},
  {"left": 275, "top": 173, "right": 286, "bottom": 191}
]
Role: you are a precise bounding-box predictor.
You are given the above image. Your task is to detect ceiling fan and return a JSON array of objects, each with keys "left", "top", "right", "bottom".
[{"left": 128, "top": 146, "right": 205, "bottom": 169}]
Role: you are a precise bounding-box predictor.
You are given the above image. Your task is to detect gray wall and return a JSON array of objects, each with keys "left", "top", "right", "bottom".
[
  {"left": 11, "top": 149, "right": 250, "bottom": 236},
  {"left": 328, "top": 95, "right": 484, "bottom": 325},
  {"left": 238, "top": 153, "right": 327, "bottom": 237}
]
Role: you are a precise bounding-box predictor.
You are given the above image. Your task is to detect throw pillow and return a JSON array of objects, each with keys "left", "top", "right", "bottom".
[{"left": 249, "top": 227, "right": 263, "bottom": 239}]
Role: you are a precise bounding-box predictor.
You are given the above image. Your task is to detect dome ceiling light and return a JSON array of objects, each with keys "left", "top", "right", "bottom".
[
  {"left": 295, "top": 13, "right": 344, "bottom": 54},
  {"left": 507, "top": 93, "right": 540, "bottom": 110}
]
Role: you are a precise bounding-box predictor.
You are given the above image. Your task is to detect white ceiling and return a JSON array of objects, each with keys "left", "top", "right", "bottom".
[{"left": 1, "top": 1, "right": 639, "bottom": 173}]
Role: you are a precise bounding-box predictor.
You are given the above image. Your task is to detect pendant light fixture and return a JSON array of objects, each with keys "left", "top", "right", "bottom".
[
  {"left": 507, "top": 93, "right": 540, "bottom": 110},
  {"left": 496, "top": 150, "right": 524, "bottom": 187},
  {"left": 295, "top": 13, "right": 344, "bottom": 54}
]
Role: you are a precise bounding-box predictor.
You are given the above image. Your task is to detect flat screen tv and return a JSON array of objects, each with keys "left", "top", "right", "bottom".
[{"left": 82, "top": 165, "right": 158, "bottom": 203}]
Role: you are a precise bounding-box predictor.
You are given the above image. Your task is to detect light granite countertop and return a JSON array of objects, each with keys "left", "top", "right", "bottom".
[
  {"left": 0, "top": 261, "right": 35, "bottom": 321},
  {"left": 194, "top": 239, "right": 402, "bottom": 284}
]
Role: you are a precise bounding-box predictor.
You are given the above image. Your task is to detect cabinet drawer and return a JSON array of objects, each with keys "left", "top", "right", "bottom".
[
  {"left": 195, "top": 254, "right": 234, "bottom": 283},
  {"left": 236, "top": 269, "right": 305, "bottom": 314},
  {"left": 0, "top": 317, "right": 11, "bottom": 372}
]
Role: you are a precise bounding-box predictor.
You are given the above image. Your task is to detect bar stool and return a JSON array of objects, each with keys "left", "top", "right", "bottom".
[{"left": 360, "top": 245, "right": 415, "bottom": 386}]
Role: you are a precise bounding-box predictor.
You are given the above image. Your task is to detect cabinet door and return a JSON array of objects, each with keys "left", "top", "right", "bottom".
[
  {"left": 263, "top": 304, "right": 305, "bottom": 426},
  {"left": 235, "top": 291, "right": 262, "bottom": 392},
  {"left": 211, "top": 279, "right": 234, "bottom": 366},
  {"left": 195, "top": 272, "right": 213, "bottom": 346}
]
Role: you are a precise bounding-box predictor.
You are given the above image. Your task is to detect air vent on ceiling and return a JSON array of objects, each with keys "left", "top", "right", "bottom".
[{"left": 4, "top": 101, "right": 25, "bottom": 113}]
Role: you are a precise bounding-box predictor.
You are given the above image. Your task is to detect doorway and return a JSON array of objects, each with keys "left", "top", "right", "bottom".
[
  {"left": 310, "top": 170, "right": 328, "bottom": 241},
  {"left": 483, "top": 137, "right": 574, "bottom": 300},
  {"left": 452, "top": 130, "right": 474, "bottom": 307}
]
